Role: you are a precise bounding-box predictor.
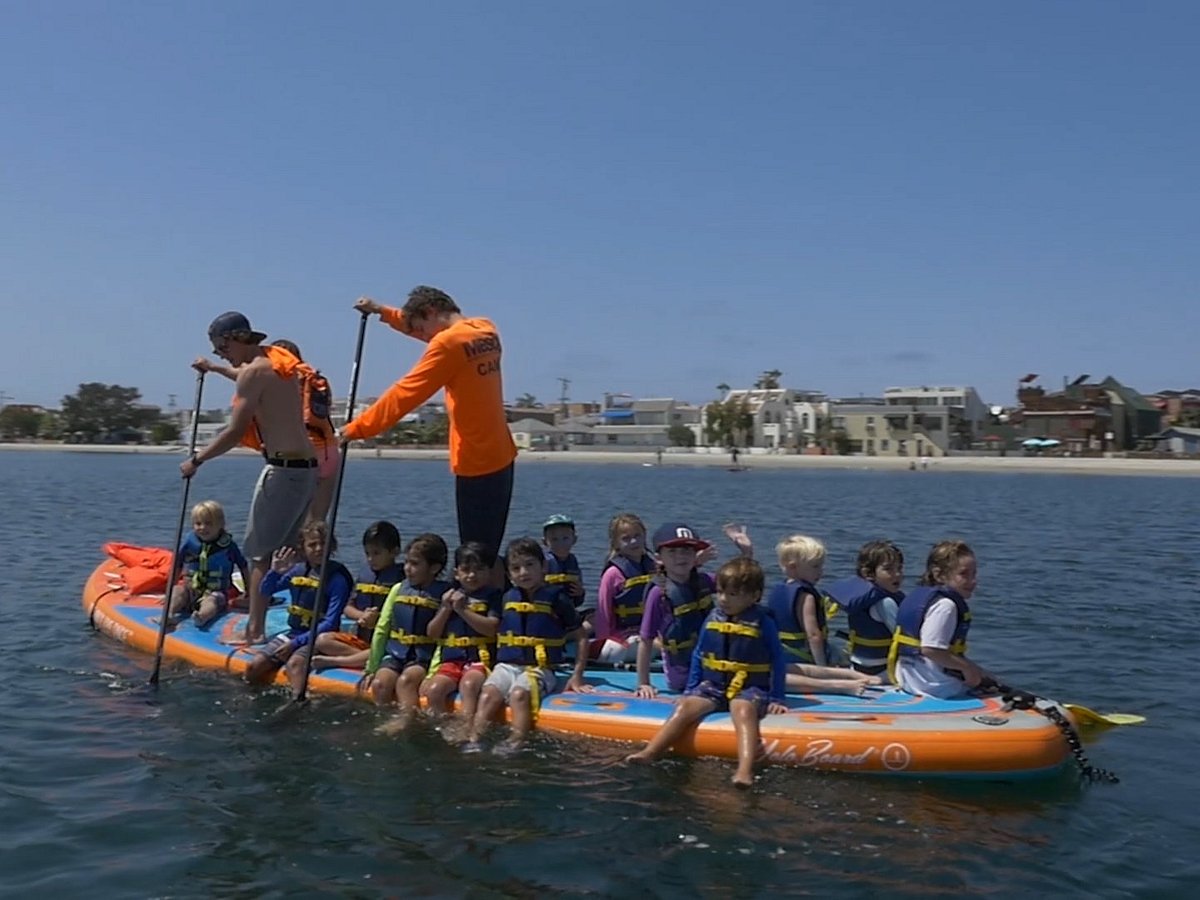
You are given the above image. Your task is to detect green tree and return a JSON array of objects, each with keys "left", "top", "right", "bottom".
[
  {"left": 60, "top": 383, "right": 157, "bottom": 441},
  {"left": 0, "top": 405, "right": 43, "bottom": 440},
  {"left": 716, "top": 382, "right": 730, "bottom": 396},
  {"left": 515, "top": 393, "right": 540, "bottom": 408},
  {"left": 754, "top": 369, "right": 783, "bottom": 390},
  {"left": 667, "top": 423, "right": 696, "bottom": 448},
  {"left": 39, "top": 410, "right": 64, "bottom": 440},
  {"left": 150, "top": 419, "right": 182, "bottom": 444},
  {"left": 704, "top": 396, "right": 754, "bottom": 447}
]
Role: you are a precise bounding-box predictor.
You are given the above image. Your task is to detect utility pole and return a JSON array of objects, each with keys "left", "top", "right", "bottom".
[{"left": 557, "top": 377, "right": 570, "bottom": 419}]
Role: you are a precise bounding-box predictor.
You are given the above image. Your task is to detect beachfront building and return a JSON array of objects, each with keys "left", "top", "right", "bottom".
[
  {"left": 584, "top": 395, "right": 702, "bottom": 448},
  {"left": 884, "top": 385, "right": 988, "bottom": 443},
  {"left": 1147, "top": 389, "right": 1200, "bottom": 426},
  {"left": 1015, "top": 376, "right": 1162, "bottom": 452},
  {"left": 829, "top": 401, "right": 951, "bottom": 457},
  {"left": 509, "top": 417, "right": 567, "bottom": 451},
  {"left": 1151, "top": 426, "right": 1200, "bottom": 455},
  {"left": 704, "top": 388, "right": 830, "bottom": 449}
]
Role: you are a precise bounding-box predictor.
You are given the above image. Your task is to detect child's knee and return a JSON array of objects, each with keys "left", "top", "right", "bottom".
[{"left": 510, "top": 686, "right": 530, "bottom": 706}]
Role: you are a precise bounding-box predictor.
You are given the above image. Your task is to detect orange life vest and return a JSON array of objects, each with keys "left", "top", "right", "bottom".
[{"left": 235, "top": 346, "right": 336, "bottom": 451}]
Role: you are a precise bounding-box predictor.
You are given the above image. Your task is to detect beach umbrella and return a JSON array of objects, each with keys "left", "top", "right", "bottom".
[
  {"left": 1039, "top": 438, "right": 1061, "bottom": 448},
  {"left": 1021, "top": 437, "right": 1043, "bottom": 448}
]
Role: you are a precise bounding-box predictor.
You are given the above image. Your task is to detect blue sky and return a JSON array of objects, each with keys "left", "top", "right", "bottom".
[{"left": 3, "top": 1, "right": 1197, "bottom": 412}]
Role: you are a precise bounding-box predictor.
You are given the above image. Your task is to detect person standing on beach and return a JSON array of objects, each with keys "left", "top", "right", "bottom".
[
  {"left": 181, "top": 312, "right": 318, "bottom": 644},
  {"left": 342, "top": 287, "right": 517, "bottom": 555}
]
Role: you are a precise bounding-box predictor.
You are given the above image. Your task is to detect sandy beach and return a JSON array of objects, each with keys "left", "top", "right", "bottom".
[{"left": 4, "top": 442, "right": 1199, "bottom": 477}]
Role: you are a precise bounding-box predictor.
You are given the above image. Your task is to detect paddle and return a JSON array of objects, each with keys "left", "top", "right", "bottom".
[
  {"left": 277, "top": 311, "right": 369, "bottom": 713},
  {"left": 149, "top": 370, "right": 206, "bottom": 686},
  {"left": 1062, "top": 704, "right": 1145, "bottom": 728}
]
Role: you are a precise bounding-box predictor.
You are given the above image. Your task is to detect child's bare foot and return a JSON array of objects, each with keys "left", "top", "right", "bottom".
[
  {"left": 860, "top": 674, "right": 883, "bottom": 686},
  {"left": 731, "top": 771, "right": 754, "bottom": 788},
  {"left": 310, "top": 655, "right": 339, "bottom": 672},
  {"left": 834, "top": 681, "right": 868, "bottom": 697},
  {"left": 624, "top": 748, "right": 654, "bottom": 764},
  {"left": 375, "top": 715, "right": 410, "bottom": 737}
]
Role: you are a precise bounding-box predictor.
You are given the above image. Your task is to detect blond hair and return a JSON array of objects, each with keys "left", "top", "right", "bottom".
[
  {"left": 191, "top": 500, "right": 226, "bottom": 530},
  {"left": 775, "top": 534, "right": 826, "bottom": 567},
  {"left": 607, "top": 512, "right": 647, "bottom": 556}
]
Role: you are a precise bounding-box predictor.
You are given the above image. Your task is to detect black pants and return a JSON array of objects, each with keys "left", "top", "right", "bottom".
[{"left": 455, "top": 462, "right": 514, "bottom": 555}]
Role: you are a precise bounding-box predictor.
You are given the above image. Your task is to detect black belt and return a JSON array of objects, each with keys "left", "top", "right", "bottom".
[{"left": 264, "top": 456, "right": 318, "bottom": 469}]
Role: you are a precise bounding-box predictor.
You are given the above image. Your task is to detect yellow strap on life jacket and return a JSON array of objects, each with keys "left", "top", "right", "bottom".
[
  {"left": 544, "top": 573, "right": 579, "bottom": 585},
  {"left": 395, "top": 594, "right": 440, "bottom": 610},
  {"left": 671, "top": 597, "right": 713, "bottom": 617},
  {"left": 478, "top": 646, "right": 492, "bottom": 671},
  {"left": 887, "top": 631, "right": 970, "bottom": 682},
  {"left": 848, "top": 630, "right": 893, "bottom": 648},
  {"left": 496, "top": 633, "right": 566, "bottom": 649},
  {"left": 504, "top": 601, "right": 554, "bottom": 615},
  {"left": 700, "top": 654, "right": 771, "bottom": 700},
  {"left": 614, "top": 603, "right": 645, "bottom": 618},
  {"left": 291, "top": 575, "right": 321, "bottom": 589},
  {"left": 526, "top": 666, "right": 542, "bottom": 720},
  {"left": 824, "top": 597, "right": 841, "bottom": 619},
  {"left": 621, "top": 574, "right": 653, "bottom": 590},
  {"left": 664, "top": 637, "right": 696, "bottom": 653},
  {"left": 706, "top": 620, "right": 762, "bottom": 640},
  {"left": 441, "top": 635, "right": 490, "bottom": 648},
  {"left": 191, "top": 541, "right": 212, "bottom": 592},
  {"left": 288, "top": 604, "right": 315, "bottom": 624},
  {"left": 356, "top": 583, "right": 392, "bottom": 596},
  {"left": 389, "top": 628, "right": 437, "bottom": 645}
]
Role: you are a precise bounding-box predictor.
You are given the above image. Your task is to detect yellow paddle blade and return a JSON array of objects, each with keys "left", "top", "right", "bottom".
[{"left": 1065, "top": 703, "right": 1146, "bottom": 727}]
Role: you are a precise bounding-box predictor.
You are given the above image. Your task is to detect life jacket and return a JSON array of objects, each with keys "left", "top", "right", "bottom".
[
  {"left": 826, "top": 576, "right": 902, "bottom": 669},
  {"left": 352, "top": 562, "right": 403, "bottom": 641},
  {"left": 385, "top": 579, "right": 452, "bottom": 664},
  {"left": 766, "top": 579, "right": 828, "bottom": 663},
  {"left": 887, "top": 585, "right": 971, "bottom": 683},
  {"left": 284, "top": 561, "right": 354, "bottom": 635},
  {"left": 183, "top": 531, "right": 242, "bottom": 594},
  {"left": 235, "top": 345, "right": 336, "bottom": 452},
  {"left": 496, "top": 586, "right": 570, "bottom": 668},
  {"left": 659, "top": 571, "right": 715, "bottom": 672},
  {"left": 102, "top": 542, "right": 174, "bottom": 595},
  {"left": 602, "top": 553, "right": 657, "bottom": 632},
  {"left": 695, "top": 605, "right": 774, "bottom": 700},
  {"left": 544, "top": 552, "right": 582, "bottom": 598},
  {"left": 440, "top": 588, "right": 502, "bottom": 668}
]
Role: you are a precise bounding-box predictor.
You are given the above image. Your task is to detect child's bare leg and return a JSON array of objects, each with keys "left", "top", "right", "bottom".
[
  {"left": 468, "top": 685, "right": 504, "bottom": 743},
  {"left": 798, "top": 663, "right": 881, "bottom": 684},
  {"left": 285, "top": 649, "right": 312, "bottom": 699},
  {"left": 508, "top": 687, "right": 533, "bottom": 743},
  {"left": 312, "top": 636, "right": 367, "bottom": 671},
  {"left": 420, "top": 674, "right": 457, "bottom": 716},
  {"left": 167, "top": 584, "right": 194, "bottom": 621},
  {"left": 785, "top": 667, "right": 868, "bottom": 696},
  {"left": 730, "top": 698, "right": 762, "bottom": 787},
  {"left": 245, "top": 651, "right": 283, "bottom": 686},
  {"left": 193, "top": 593, "right": 223, "bottom": 628},
  {"left": 458, "top": 669, "right": 487, "bottom": 723},
  {"left": 626, "top": 695, "right": 715, "bottom": 763},
  {"left": 371, "top": 668, "right": 399, "bottom": 707}
]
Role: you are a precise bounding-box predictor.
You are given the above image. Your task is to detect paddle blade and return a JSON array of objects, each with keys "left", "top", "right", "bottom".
[{"left": 1065, "top": 703, "right": 1146, "bottom": 727}]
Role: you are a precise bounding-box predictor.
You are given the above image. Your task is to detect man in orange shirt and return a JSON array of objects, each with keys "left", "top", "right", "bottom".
[{"left": 341, "top": 286, "right": 517, "bottom": 556}]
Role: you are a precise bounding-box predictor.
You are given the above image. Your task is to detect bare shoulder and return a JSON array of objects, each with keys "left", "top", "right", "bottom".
[{"left": 234, "top": 355, "right": 272, "bottom": 394}]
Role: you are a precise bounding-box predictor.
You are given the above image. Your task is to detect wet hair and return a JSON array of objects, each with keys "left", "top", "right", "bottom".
[
  {"left": 362, "top": 520, "right": 402, "bottom": 552},
  {"left": 606, "top": 512, "right": 647, "bottom": 556},
  {"left": 505, "top": 536, "right": 545, "bottom": 568},
  {"left": 856, "top": 540, "right": 904, "bottom": 579},
  {"left": 271, "top": 339, "right": 302, "bottom": 360},
  {"left": 191, "top": 499, "right": 226, "bottom": 530},
  {"left": 716, "top": 557, "right": 765, "bottom": 596},
  {"left": 402, "top": 285, "right": 461, "bottom": 320},
  {"left": 919, "top": 540, "right": 975, "bottom": 586},
  {"left": 405, "top": 533, "right": 448, "bottom": 573},
  {"left": 300, "top": 519, "right": 337, "bottom": 553},
  {"left": 775, "top": 534, "right": 826, "bottom": 567},
  {"left": 455, "top": 541, "right": 497, "bottom": 572}
]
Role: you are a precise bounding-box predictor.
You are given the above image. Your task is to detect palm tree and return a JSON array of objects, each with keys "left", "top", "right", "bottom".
[
  {"left": 754, "top": 369, "right": 783, "bottom": 390},
  {"left": 514, "top": 392, "right": 540, "bottom": 408}
]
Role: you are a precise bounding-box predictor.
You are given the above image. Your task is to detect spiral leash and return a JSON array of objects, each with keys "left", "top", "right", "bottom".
[{"left": 994, "top": 683, "right": 1120, "bottom": 784}]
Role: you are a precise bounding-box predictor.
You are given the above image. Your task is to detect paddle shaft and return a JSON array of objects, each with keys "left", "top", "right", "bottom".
[
  {"left": 149, "top": 370, "right": 206, "bottom": 686},
  {"left": 292, "top": 312, "right": 369, "bottom": 702}
]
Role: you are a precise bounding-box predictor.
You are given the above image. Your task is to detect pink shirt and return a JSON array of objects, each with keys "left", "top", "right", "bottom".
[{"left": 595, "top": 557, "right": 652, "bottom": 642}]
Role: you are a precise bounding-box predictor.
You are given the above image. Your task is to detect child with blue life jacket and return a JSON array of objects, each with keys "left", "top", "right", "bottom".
[
  {"left": 465, "top": 537, "right": 591, "bottom": 751},
  {"left": 244, "top": 520, "right": 353, "bottom": 698},
  {"left": 767, "top": 534, "right": 834, "bottom": 667},
  {"left": 542, "top": 514, "right": 586, "bottom": 608},
  {"left": 626, "top": 557, "right": 788, "bottom": 787},
  {"left": 635, "top": 522, "right": 718, "bottom": 697},
  {"left": 825, "top": 540, "right": 905, "bottom": 678},
  {"left": 891, "top": 540, "right": 999, "bottom": 699},
  {"left": 593, "top": 513, "right": 657, "bottom": 664},
  {"left": 311, "top": 521, "right": 404, "bottom": 672},
  {"left": 368, "top": 533, "right": 453, "bottom": 731},
  {"left": 167, "top": 500, "right": 250, "bottom": 629},
  {"left": 419, "top": 541, "right": 504, "bottom": 727}
]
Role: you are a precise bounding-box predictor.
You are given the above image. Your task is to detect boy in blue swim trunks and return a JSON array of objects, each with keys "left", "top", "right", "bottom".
[{"left": 626, "top": 557, "right": 788, "bottom": 787}]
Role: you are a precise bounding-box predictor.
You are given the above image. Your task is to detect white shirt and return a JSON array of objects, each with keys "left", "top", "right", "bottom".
[{"left": 896, "top": 597, "right": 970, "bottom": 699}]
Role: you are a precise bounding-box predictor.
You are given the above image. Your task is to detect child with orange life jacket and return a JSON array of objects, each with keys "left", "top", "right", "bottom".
[
  {"left": 464, "top": 537, "right": 591, "bottom": 752},
  {"left": 311, "top": 521, "right": 404, "bottom": 672},
  {"left": 419, "top": 541, "right": 504, "bottom": 727},
  {"left": 167, "top": 500, "right": 249, "bottom": 629},
  {"left": 593, "top": 513, "right": 657, "bottom": 664},
  {"left": 368, "top": 534, "right": 453, "bottom": 733},
  {"left": 626, "top": 557, "right": 788, "bottom": 787},
  {"left": 825, "top": 540, "right": 905, "bottom": 679},
  {"left": 891, "top": 540, "right": 1000, "bottom": 699},
  {"left": 244, "top": 520, "right": 353, "bottom": 699}
]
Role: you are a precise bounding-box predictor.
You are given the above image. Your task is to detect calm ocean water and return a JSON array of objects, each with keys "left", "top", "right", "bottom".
[{"left": 2, "top": 450, "right": 1196, "bottom": 897}]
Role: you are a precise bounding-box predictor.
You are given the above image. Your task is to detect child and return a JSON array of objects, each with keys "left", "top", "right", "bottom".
[
  {"left": 311, "top": 521, "right": 403, "bottom": 671},
  {"left": 635, "top": 522, "right": 716, "bottom": 698},
  {"left": 826, "top": 540, "right": 905, "bottom": 678},
  {"left": 593, "top": 513, "right": 657, "bottom": 664},
  {"left": 626, "top": 557, "right": 788, "bottom": 787},
  {"left": 168, "top": 500, "right": 249, "bottom": 629},
  {"left": 542, "top": 514, "right": 585, "bottom": 608},
  {"left": 368, "top": 533, "right": 453, "bottom": 731},
  {"left": 767, "top": 535, "right": 832, "bottom": 667},
  {"left": 890, "top": 540, "right": 998, "bottom": 699},
  {"left": 420, "top": 541, "right": 503, "bottom": 726},
  {"left": 244, "top": 520, "right": 353, "bottom": 698},
  {"left": 465, "top": 537, "right": 590, "bottom": 752}
]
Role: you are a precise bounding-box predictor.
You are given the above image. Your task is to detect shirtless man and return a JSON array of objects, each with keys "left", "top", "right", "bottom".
[{"left": 181, "top": 311, "right": 318, "bottom": 644}]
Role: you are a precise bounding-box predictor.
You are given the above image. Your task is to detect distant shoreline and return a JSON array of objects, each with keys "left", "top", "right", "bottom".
[{"left": 3, "top": 442, "right": 1200, "bottom": 477}]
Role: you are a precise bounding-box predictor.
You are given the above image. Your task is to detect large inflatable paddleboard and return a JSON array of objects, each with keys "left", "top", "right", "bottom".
[{"left": 84, "top": 555, "right": 1073, "bottom": 779}]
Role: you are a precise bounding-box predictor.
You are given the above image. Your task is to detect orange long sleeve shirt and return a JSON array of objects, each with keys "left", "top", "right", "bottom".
[{"left": 343, "top": 312, "right": 517, "bottom": 477}]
